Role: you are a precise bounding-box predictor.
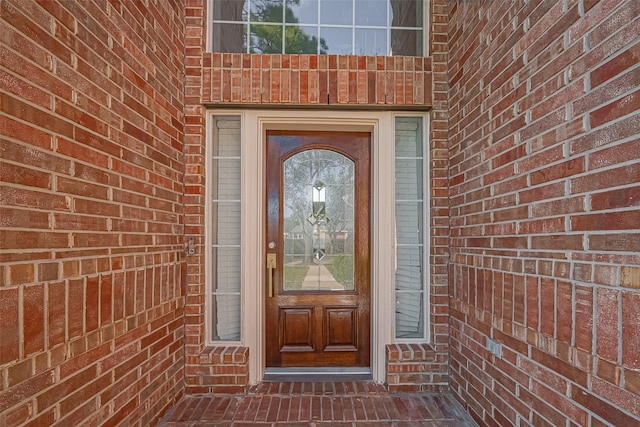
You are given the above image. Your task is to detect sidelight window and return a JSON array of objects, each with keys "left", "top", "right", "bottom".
[
  {"left": 208, "top": 116, "right": 242, "bottom": 341},
  {"left": 394, "top": 116, "right": 427, "bottom": 340}
]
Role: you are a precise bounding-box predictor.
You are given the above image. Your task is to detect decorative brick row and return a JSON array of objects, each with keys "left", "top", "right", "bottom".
[{"left": 203, "top": 53, "right": 432, "bottom": 107}]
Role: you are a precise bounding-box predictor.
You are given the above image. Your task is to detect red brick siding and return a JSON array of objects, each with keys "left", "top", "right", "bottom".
[
  {"left": 0, "top": 1, "right": 186, "bottom": 426},
  {"left": 428, "top": 0, "right": 451, "bottom": 392},
  {"left": 448, "top": 0, "right": 639, "bottom": 426},
  {"left": 184, "top": 0, "right": 450, "bottom": 391},
  {"left": 204, "top": 53, "right": 432, "bottom": 107},
  {"left": 385, "top": 343, "right": 447, "bottom": 392},
  {"left": 191, "top": 346, "right": 249, "bottom": 394},
  {"left": 183, "top": 0, "right": 211, "bottom": 394}
]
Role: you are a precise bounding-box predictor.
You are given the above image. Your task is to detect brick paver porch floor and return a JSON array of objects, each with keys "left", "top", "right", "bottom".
[{"left": 158, "top": 382, "right": 477, "bottom": 426}]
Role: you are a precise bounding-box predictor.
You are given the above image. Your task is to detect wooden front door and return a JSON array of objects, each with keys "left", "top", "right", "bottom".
[{"left": 266, "top": 131, "right": 370, "bottom": 368}]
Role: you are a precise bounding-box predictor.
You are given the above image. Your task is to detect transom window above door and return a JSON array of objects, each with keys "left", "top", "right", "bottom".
[{"left": 210, "top": 0, "right": 424, "bottom": 56}]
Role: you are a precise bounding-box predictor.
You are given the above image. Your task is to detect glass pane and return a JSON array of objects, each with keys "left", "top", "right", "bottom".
[
  {"left": 214, "top": 202, "right": 241, "bottom": 245},
  {"left": 213, "top": 0, "right": 248, "bottom": 21},
  {"left": 394, "top": 113, "right": 426, "bottom": 340},
  {"left": 212, "top": 294, "right": 241, "bottom": 341},
  {"left": 212, "top": 0, "right": 424, "bottom": 55},
  {"left": 212, "top": 246, "right": 241, "bottom": 292},
  {"left": 395, "top": 117, "right": 423, "bottom": 157},
  {"left": 287, "top": 0, "right": 318, "bottom": 24},
  {"left": 396, "top": 246, "right": 422, "bottom": 290},
  {"left": 212, "top": 159, "right": 241, "bottom": 200},
  {"left": 354, "top": 28, "right": 387, "bottom": 56},
  {"left": 395, "top": 159, "right": 423, "bottom": 199},
  {"left": 320, "top": 0, "right": 352, "bottom": 25},
  {"left": 211, "top": 114, "right": 242, "bottom": 343},
  {"left": 215, "top": 118, "right": 241, "bottom": 156},
  {"left": 320, "top": 27, "right": 352, "bottom": 55},
  {"left": 390, "top": 0, "right": 421, "bottom": 27},
  {"left": 395, "top": 291, "right": 423, "bottom": 338},
  {"left": 212, "top": 23, "right": 246, "bottom": 53},
  {"left": 285, "top": 25, "right": 320, "bottom": 54},
  {"left": 395, "top": 202, "right": 423, "bottom": 244},
  {"left": 391, "top": 29, "right": 422, "bottom": 56},
  {"left": 251, "top": 0, "right": 285, "bottom": 23},
  {"left": 250, "top": 23, "right": 284, "bottom": 53},
  {"left": 355, "top": 0, "right": 389, "bottom": 26},
  {"left": 283, "top": 150, "right": 355, "bottom": 291}
]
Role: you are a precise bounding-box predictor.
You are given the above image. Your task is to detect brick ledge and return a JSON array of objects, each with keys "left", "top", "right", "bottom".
[
  {"left": 186, "top": 345, "right": 249, "bottom": 394},
  {"left": 386, "top": 343, "right": 436, "bottom": 362}
]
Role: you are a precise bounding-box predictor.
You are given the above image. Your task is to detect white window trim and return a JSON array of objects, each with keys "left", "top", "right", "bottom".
[
  {"left": 206, "top": 0, "right": 212, "bottom": 53},
  {"left": 205, "top": 110, "right": 430, "bottom": 384}
]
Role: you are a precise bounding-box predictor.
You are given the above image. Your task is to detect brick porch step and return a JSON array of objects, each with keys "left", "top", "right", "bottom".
[{"left": 158, "top": 381, "right": 477, "bottom": 426}]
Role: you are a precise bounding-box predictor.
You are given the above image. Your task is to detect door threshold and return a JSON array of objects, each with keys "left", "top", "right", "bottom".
[{"left": 263, "top": 367, "right": 372, "bottom": 382}]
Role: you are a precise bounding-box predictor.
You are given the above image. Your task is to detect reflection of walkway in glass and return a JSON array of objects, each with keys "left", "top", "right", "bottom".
[{"left": 300, "top": 264, "right": 344, "bottom": 290}]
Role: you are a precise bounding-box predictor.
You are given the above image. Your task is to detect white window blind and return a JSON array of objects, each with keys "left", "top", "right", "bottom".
[
  {"left": 211, "top": 116, "right": 242, "bottom": 341},
  {"left": 395, "top": 117, "right": 426, "bottom": 339}
]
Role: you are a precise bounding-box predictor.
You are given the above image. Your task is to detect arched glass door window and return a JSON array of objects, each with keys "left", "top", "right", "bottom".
[{"left": 282, "top": 149, "right": 355, "bottom": 291}]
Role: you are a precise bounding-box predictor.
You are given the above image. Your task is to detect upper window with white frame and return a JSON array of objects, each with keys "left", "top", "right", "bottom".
[{"left": 211, "top": 0, "right": 425, "bottom": 56}]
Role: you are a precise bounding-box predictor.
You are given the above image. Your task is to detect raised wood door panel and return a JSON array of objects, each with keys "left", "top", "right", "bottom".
[{"left": 266, "top": 131, "right": 370, "bottom": 368}]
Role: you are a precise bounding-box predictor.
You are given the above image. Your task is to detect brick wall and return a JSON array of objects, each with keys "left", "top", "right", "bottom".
[
  {"left": 5, "top": 1, "right": 637, "bottom": 424},
  {"left": 183, "top": 0, "right": 212, "bottom": 394},
  {"left": 385, "top": 343, "right": 445, "bottom": 392},
  {"left": 183, "top": 0, "right": 451, "bottom": 392},
  {"left": 428, "top": 0, "right": 451, "bottom": 394},
  {"left": 203, "top": 53, "right": 432, "bottom": 106},
  {"left": 448, "top": 0, "right": 639, "bottom": 426},
  {"left": 1, "top": 1, "right": 186, "bottom": 426}
]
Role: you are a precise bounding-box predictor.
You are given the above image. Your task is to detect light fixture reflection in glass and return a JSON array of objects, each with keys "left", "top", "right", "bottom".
[
  {"left": 311, "top": 181, "right": 327, "bottom": 223},
  {"left": 312, "top": 181, "right": 326, "bottom": 202}
]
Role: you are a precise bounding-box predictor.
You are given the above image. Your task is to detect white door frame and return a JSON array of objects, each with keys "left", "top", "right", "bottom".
[{"left": 207, "top": 109, "right": 428, "bottom": 384}]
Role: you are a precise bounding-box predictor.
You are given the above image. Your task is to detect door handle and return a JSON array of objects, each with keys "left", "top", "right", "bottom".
[{"left": 266, "top": 253, "right": 277, "bottom": 297}]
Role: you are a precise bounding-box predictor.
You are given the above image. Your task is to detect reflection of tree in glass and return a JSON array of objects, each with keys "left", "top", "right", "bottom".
[
  {"left": 250, "top": 0, "right": 328, "bottom": 53},
  {"left": 284, "top": 150, "right": 353, "bottom": 265}
]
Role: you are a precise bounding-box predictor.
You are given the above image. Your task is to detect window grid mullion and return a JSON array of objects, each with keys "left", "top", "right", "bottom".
[{"left": 213, "top": 0, "right": 425, "bottom": 56}]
